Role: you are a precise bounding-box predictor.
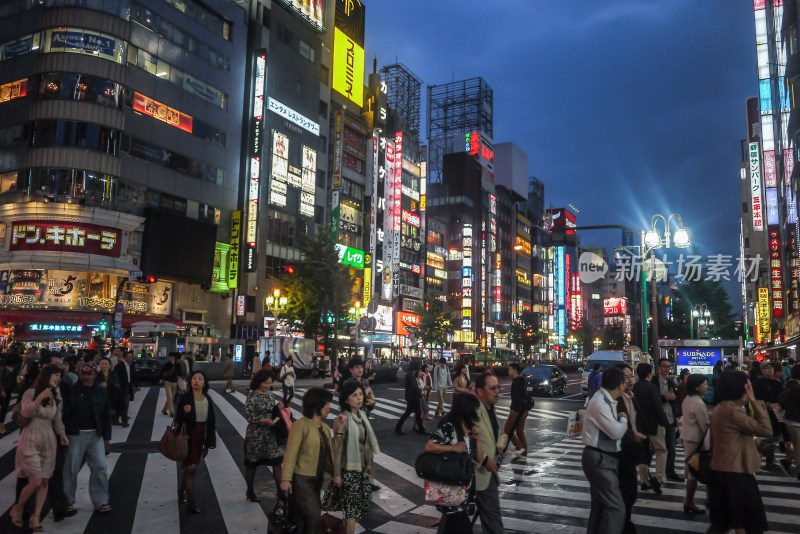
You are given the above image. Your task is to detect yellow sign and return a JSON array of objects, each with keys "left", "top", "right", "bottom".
[
  {"left": 363, "top": 267, "right": 372, "bottom": 308},
  {"left": 332, "top": 27, "right": 364, "bottom": 107},
  {"left": 758, "top": 287, "right": 770, "bottom": 342},
  {"left": 228, "top": 211, "right": 241, "bottom": 289}
]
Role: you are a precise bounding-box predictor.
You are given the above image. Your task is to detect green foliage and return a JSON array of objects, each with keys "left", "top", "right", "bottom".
[
  {"left": 407, "top": 292, "right": 456, "bottom": 357},
  {"left": 661, "top": 267, "right": 739, "bottom": 340},
  {"left": 281, "top": 228, "right": 355, "bottom": 343},
  {"left": 600, "top": 326, "right": 625, "bottom": 349},
  {"left": 508, "top": 310, "right": 539, "bottom": 357},
  {"left": 571, "top": 323, "right": 596, "bottom": 355}
]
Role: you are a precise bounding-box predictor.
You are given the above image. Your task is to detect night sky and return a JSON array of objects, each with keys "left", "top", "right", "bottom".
[{"left": 365, "top": 0, "right": 756, "bottom": 306}]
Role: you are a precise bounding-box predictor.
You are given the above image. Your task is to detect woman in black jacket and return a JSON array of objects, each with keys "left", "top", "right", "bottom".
[
  {"left": 174, "top": 370, "right": 216, "bottom": 513},
  {"left": 506, "top": 363, "right": 532, "bottom": 459}
]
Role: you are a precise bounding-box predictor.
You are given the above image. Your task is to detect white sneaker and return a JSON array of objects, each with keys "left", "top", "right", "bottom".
[{"left": 509, "top": 449, "right": 524, "bottom": 461}]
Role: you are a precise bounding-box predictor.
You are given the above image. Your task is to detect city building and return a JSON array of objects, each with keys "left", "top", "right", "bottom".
[{"left": 0, "top": 0, "right": 248, "bottom": 354}]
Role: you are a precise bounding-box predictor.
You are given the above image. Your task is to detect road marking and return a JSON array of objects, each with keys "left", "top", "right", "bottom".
[
  {"left": 374, "top": 451, "right": 424, "bottom": 488},
  {"left": 205, "top": 434, "right": 267, "bottom": 533},
  {"left": 111, "top": 390, "right": 147, "bottom": 444},
  {"left": 47, "top": 453, "right": 121, "bottom": 532},
  {"left": 209, "top": 390, "right": 248, "bottom": 438},
  {"left": 131, "top": 454, "right": 180, "bottom": 534},
  {"left": 150, "top": 387, "right": 169, "bottom": 442}
]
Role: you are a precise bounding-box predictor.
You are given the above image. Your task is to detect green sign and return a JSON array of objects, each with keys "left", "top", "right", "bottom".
[
  {"left": 211, "top": 242, "right": 230, "bottom": 292},
  {"left": 335, "top": 244, "right": 365, "bottom": 269}
]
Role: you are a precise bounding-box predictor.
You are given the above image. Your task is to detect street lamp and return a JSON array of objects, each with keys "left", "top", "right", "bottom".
[
  {"left": 641, "top": 213, "right": 691, "bottom": 359},
  {"left": 593, "top": 337, "right": 601, "bottom": 350},
  {"left": 691, "top": 303, "right": 711, "bottom": 339},
  {"left": 265, "top": 289, "right": 288, "bottom": 313}
]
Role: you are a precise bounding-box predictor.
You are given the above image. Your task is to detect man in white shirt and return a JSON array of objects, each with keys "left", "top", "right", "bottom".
[
  {"left": 581, "top": 366, "right": 628, "bottom": 534},
  {"left": 431, "top": 357, "right": 452, "bottom": 417}
]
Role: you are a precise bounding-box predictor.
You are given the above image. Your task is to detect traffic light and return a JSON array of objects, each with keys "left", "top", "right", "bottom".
[
  {"left": 277, "top": 266, "right": 295, "bottom": 274},
  {"left": 137, "top": 274, "right": 158, "bottom": 283},
  {"left": 99, "top": 318, "right": 108, "bottom": 333}
]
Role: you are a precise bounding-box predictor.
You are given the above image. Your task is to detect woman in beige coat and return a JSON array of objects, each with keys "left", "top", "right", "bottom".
[{"left": 679, "top": 374, "right": 710, "bottom": 513}]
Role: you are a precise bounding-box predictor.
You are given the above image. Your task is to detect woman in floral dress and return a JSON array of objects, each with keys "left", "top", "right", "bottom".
[
  {"left": 244, "top": 369, "right": 285, "bottom": 502},
  {"left": 10, "top": 366, "right": 69, "bottom": 531}
]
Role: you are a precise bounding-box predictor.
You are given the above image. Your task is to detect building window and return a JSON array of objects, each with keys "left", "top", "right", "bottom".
[
  {"left": 321, "top": 65, "right": 329, "bottom": 86},
  {"left": 299, "top": 40, "right": 315, "bottom": 63},
  {"left": 319, "top": 100, "right": 328, "bottom": 116},
  {"left": 31, "top": 120, "right": 119, "bottom": 155},
  {"left": 38, "top": 73, "right": 123, "bottom": 109}
]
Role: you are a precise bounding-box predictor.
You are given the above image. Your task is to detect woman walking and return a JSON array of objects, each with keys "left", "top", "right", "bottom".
[
  {"left": 10, "top": 366, "right": 69, "bottom": 531},
  {"left": 279, "top": 358, "right": 296, "bottom": 406},
  {"left": 707, "top": 371, "right": 772, "bottom": 534},
  {"left": 160, "top": 353, "right": 180, "bottom": 416},
  {"left": 243, "top": 369, "right": 284, "bottom": 502},
  {"left": 453, "top": 363, "right": 469, "bottom": 395},
  {"left": 280, "top": 388, "right": 346, "bottom": 534},
  {"left": 679, "top": 374, "right": 710, "bottom": 513},
  {"left": 325, "top": 380, "right": 380, "bottom": 534},
  {"left": 174, "top": 370, "right": 216, "bottom": 513},
  {"left": 424, "top": 393, "right": 483, "bottom": 534}
]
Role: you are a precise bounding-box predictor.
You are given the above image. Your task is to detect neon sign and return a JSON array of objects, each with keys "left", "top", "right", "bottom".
[
  {"left": 466, "top": 131, "right": 494, "bottom": 162},
  {"left": 30, "top": 324, "right": 82, "bottom": 332}
]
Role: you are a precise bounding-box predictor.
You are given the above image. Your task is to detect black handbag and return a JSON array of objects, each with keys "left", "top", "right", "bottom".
[
  {"left": 268, "top": 494, "right": 296, "bottom": 534},
  {"left": 415, "top": 451, "right": 474, "bottom": 485},
  {"left": 685, "top": 428, "right": 713, "bottom": 485}
]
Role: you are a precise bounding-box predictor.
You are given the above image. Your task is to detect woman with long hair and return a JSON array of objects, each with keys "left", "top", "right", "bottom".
[
  {"left": 452, "top": 363, "right": 469, "bottom": 395},
  {"left": 280, "top": 388, "right": 346, "bottom": 534},
  {"left": 10, "top": 366, "right": 69, "bottom": 531},
  {"left": 243, "top": 369, "right": 284, "bottom": 502},
  {"left": 174, "top": 370, "right": 216, "bottom": 513},
  {"left": 679, "top": 374, "right": 710, "bottom": 513},
  {"left": 324, "top": 380, "right": 380, "bottom": 534},
  {"left": 424, "top": 393, "right": 483, "bottom": 534},
  {"left": 707, "top": 371, "right": 772, "bottom": 534}
]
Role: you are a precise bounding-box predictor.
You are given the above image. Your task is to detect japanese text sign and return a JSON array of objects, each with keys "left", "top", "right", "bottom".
[{"left": 10, "top": 221, "right": 121, "bottom": 257}]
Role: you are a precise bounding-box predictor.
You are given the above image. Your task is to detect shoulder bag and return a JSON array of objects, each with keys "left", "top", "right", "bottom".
[
  {"left": 159, "top": 422, "right": 189, "bottom": 461},
  {"left": 685, "top": 426, "right": 712, "bottom": 484},
  {"left": 268, "top": 494, "right": 296, "bottom": 534},
  {"left": 415, "top": 450, "right": 474, "bottom": 485},
  {"left": 320, "top": 484, "right": 346, "bottom": 534},
  {"left": 11, "top": 401, "right": 29, "bottom": 428}
]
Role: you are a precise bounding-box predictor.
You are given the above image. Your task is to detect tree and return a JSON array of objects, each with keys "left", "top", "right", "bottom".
[
  {"left": 281, "top": 228, "right": 355, "bottom": 355},
  {"left": 600, "top": 326, "right": 625, "bottom": 349},
  {"left": 659, "top": 271, "right": 739, "bottom": 341},
  {"left": 407, "top": 291, "right": 456, "bottom": 360},
  {"left": 571, "top": 323, "right": 596, "bottom": 356},
  {"left": 509, "top": 310, "right": 539, "bottom": 358}
]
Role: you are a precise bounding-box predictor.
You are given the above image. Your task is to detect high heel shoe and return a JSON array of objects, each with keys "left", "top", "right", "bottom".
[
  {"left": 178, "top": 486, "right": 187, "bottom": 503},
  {"left": 30, "top": 513, "right": 43, "bottom": 532},
  {"left": 246, "top": 490, "right": 259, "bottom": 502},
  {"left": 683, "top": 504, "right": 704, "bottom": 514},
  {"left": 9, "top": 504, "right": 23, "bottom": 527}
]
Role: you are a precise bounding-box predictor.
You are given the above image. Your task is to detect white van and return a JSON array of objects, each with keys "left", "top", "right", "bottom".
[{"left": 581, "top": 350, "right": 628, "bottom": 398}]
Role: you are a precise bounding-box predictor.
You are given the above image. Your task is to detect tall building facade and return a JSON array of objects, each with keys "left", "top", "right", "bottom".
[{"left": 0, "top": 0, "right": 248, "bottom": 353}]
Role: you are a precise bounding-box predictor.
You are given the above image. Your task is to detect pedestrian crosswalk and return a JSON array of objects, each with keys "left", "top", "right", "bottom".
[{"left": 1, "top": 385, "right": 797, "bottom": 533}]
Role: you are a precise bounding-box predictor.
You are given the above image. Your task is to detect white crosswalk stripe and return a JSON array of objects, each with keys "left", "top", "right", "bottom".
[{"left": 2, "top": 385, "right": 798, "bottom": 534}]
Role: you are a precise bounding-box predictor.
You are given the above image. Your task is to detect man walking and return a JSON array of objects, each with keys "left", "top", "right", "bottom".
[
  {"left": 395, "top": 360, "right": 427, "bottom": 435},
  {"left": 279, "top": 357, "right": 296, "bottom": 405},
  {"left": 615, "top": 363, "right": 648, "bottom": 534},
  {"left": 653, "top": 358, "right": 683, "bottom": 482},
  {"left": 62, "top": 362, "right": 113, "bottom": 514},
  {"left": 344, "top": 356, "right": 376, "bottom": 410},
  {"left": 113, "top": 351, "right": 134, "bottom": 427},
  {"left": 431, "top": 357, "right": 452, "bottom": 417},
  {"left": 473, "top": 373, "right": 505, "bottom": 533},
  {"left": 506, "top": 363, "right": 532, "bottom": 459},
  {"left": 581, "top": 366, "right": 629, "bottom": 534},
  {"left": 633, "top": 362, "right": 669, "bottom": 492},
  {"left": 160, "top": 352, "right": 179, "bottom": 415},
  {"left": 222, "top": 353, "right": 236, "bottom": 393}
]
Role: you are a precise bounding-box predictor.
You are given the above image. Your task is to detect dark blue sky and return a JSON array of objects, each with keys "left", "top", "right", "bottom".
[{"left": 365, "top": 0, "right": 756, "bottom": 305}]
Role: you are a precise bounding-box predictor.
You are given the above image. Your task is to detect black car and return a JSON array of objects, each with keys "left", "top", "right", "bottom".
[
  {"left": 130, "top": 357, "right": 163, "bottom": 386},
  {"left": 522, "top": 365, "right": 567, "bottom": 397}
]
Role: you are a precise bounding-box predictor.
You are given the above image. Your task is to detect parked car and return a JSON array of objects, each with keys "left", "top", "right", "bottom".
[
  {"left": 522, "top": 365, "right": 567, "bottom": 397},
  {"left": 581, "top": 350, "right": 629, "bottom": 398},
  {"left": 131, "top": 357, "right": 163, "bottom": 386}
]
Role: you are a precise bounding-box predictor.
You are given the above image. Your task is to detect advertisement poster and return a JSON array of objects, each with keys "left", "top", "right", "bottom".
[
  {"left": 45, "top": 271, "right": 87, "bottom": 307},
  {"left": 676, "top": 348, "right": 722, "bottom": 375}
]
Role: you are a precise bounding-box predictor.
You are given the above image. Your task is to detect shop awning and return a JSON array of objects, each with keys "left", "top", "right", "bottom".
[{"left": 0, "top": 310, "right": 184, "bottom": 330}]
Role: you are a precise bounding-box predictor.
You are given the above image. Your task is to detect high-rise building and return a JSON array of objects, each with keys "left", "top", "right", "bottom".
[{"left": 0, "top": 0, "right": 248, "bottom": 352}]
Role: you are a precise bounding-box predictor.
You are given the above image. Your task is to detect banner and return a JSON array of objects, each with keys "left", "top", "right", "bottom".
[{"left": 10, "top": 221, "right": 121, "bottom": 257}]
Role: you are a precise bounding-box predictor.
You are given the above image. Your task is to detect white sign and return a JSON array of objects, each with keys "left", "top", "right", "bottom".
[{"left": 268, "top": 97, "right": 319, "bottom": 136}]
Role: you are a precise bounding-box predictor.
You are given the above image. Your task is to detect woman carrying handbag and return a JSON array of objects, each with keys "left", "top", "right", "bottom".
[
  {"left": 323, "top": 380, "right": 380, "bottom": 534},
  {"left": 679, "top": 374, "right": 710, "bottom": 513},
  {"left": 173, "top": 370, "right": 216, "bottom": 514},
  {"left": 280, "top": 388, "right": 346, "bottom": 534}
]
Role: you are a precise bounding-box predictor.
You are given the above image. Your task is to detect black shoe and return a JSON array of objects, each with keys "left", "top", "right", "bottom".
[
  {"left": 394, "top": 428, "right": 405, "bottom": 435},
  {"left": 371, "top": 484, "right": 380, "bottom": 491},
  {"left": 640, "top": 482, "right": 651, "bottom": 492},
  {"left": 649, "top": 476, "right": 662, "bottom": 495},
  {"left": 667, "top": 474, "right": 685, "bottom": 483},
  {"left": 779, "top": 459, "right": 792, "bottom": 473},
  {"left": 246, "top": 490, "right": 259, "bottom": 502},
  {"left": 187, "top": 502, "right": 200, "bottom": 514},
  {"left": 415, "top": 427, "right": 430, "bottom": 435},
  {"left": 54, "top": 512, "right": 65, "bottom": 522},
  {"left": 178, "top": 486, "right": 187, "bottom": 504}
]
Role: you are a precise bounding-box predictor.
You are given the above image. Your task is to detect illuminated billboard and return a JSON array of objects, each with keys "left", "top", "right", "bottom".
[
  {"left": 0, "top": 78, "right": 27, "bottom": 104},
  {"left": 278, "top": 0, "right": 324, "bottom": 31},
  {"left": 749, "top": 142, "right": 764, "bottom": 231},
  {"left": 603, "top": 298, "right": 626, "bottom": 316},
  {"left": 133, "top": 92, "right": 193, "bottom": 133},
  {"left": 332, "top": 27, "right": 364, "bottom": 107},
  {"left": 245, "top": 52, "right": 267, "bottom": 272}
]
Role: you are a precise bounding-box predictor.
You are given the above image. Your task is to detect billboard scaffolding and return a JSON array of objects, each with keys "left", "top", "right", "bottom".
[{"left": 380, "top": 63, "right": 423, "bottom": 141}]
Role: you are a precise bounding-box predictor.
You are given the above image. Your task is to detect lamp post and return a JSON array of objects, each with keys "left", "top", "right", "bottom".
[
  {"left": 641, "top": 213, "right": 691, "bottom": 359},
  {"left": 265, "top": 289, "right": 288, "bottom": 336},
  {"left": 691, "top": 303, "right": 711, "bottom": 339},
  {"left": 594, "top": 337, "right": 601, "bottom": 351}
]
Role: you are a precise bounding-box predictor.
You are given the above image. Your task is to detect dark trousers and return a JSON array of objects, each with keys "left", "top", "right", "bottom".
[
  {"left": 665, "top": 423, "right": 678, "bottom": 476},
  {"left": 395, "top": 399, "right": 424, "bottom": 432},
  {"left": 618, "top": 459, "right": 638, "bottom": 534},
  {"left": 475, "top": 476, "right": 505, "bottom": 534},
  {"left": 282, "top": 385, "right": 294, "bottom": 406},
  {"left": 290, "top": 474, "right": 322, "bottom": 534},
  {"left": 0, "top": 390, "right": 12, "bottom": 421},
  {"left": 438, "top": 510, "right": 473, "bottom": 534}
]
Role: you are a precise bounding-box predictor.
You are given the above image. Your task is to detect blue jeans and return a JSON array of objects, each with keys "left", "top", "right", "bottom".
[{"left": 63, "top": 430, "right": 109, "bottom": 508}]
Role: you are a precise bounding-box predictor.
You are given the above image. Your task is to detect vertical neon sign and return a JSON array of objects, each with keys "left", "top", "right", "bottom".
[{"left": 246, "top": 52, "right": 266, "bottom": 272}]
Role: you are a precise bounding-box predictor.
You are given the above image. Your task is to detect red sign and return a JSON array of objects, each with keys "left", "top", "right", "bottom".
[
  {"left": 401, "top": 210, "right": 420, "bottom": 228},
  {"left": 133, "top": 92, "right": 193, "bottom": 133},
  {"left": 0, "top": 78, "right": 27, "bottom": 104},
  {"left": 396, "top": 311, "right": 420, "bottom": 335},
  {"left": 604, "top": 298, "right": 627, "bottom": 316},
  {"left": 769, "top": 227, "right": 784, "bottom": 317},
  {"left": 468, "top": 131, "right": 494, "bottom": 162},
  {"left": 411, "top": 264, "right": 422, "bottom": 274},
  {"left": 790, "top": 226, "right": 800, "bottom": 312},
  {"left": 394, "top": 132, "right": 403, "bottom": 232},
  {"left": 10, "top": 221, "right": 121, "bottom": 257},
  {"left": 547, "top": 208, "right": 577, "bottom": 234}
]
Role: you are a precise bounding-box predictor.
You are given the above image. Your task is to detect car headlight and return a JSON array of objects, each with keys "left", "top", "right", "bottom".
[{"left": 542, "top": 380, "right": 549, "bottom": 386}]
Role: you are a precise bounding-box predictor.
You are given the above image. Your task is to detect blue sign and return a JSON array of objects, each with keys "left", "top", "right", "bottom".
[
  {"left": 51, "top": 30, "right": 116, "bottom": 58},
  {"left": 779, "top": 76, "right": 791, "bottom": 111},
  {"left": 787, "top": 187, "right": 797, "bottom": 224},
  {"left": 555, "top": 246, "right": 565, "bottom": 307},
  {"left": 766, "top": 187, "right": 779, "bottom": 225},
  {"left": 5, "top": 37, "right": 32, "bottom": 58},
  {"left": 676, "top": 348, "right": 722, "bottom": 375},
  {"left": 759, "top": 79, "right": 772, "bottom": 114}
]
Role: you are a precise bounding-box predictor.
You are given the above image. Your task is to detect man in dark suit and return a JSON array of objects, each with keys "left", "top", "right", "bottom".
[
  {"left": 633, "top": 362, "right": 669, "bottom": 493},
  {"left": 652, "top": 358, "right": 682, "bottom": 482},
  {"left": 395, "top": 360, "right": 427, "bottom": 435},
  {"left": 113, "top": 351, "right": 135, "bottom": 427},
  {"left": 615, "top": 363, "right": 648, "bottom": 533}
]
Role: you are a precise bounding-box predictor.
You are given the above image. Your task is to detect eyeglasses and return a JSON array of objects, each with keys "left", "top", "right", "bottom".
[{"left": 486, "top": 385, "right": 501, "bottom": 391}]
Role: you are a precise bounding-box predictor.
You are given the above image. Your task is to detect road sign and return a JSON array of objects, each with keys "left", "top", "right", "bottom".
[
  {"left": 114, "top": 312, "right": 123, "bottom": 324},
  {"left": 115, "top": 302, "right": 124, "bottom": 313},
  {"left": 128, "top": 271, "right": 142, "bottom": 281},
  {"left": 113, "top": 328, "right": 123, "bottom": 339}
]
